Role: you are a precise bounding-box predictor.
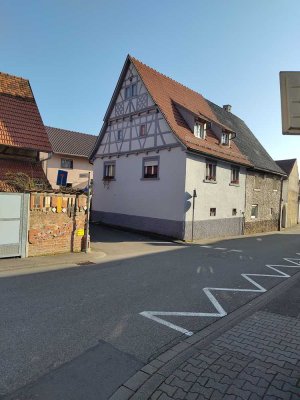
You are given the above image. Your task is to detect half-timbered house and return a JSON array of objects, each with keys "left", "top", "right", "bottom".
[{"left": 90, "top": 56, "right": 256, "bottom": 240}]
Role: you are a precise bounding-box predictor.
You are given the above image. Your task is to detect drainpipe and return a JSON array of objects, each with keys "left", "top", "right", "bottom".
[
  {"left": 191, "top": 189, "right": 197, "bottom": 242},
  {"left": 278, "top": 176, "right": 284, "bottom": 231}
]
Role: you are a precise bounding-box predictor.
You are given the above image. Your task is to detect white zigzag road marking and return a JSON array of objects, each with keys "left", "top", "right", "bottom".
[{"left": 140, "top": 255, "right": 300, "bottom": 337}]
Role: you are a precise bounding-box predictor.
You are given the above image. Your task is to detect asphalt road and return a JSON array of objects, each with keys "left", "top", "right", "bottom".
[{"left": 0, "top": 226, "right": 299, "bottom": 399}]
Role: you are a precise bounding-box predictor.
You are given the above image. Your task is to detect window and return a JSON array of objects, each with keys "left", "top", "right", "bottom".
[
  {"left": 273, "top": 179, "right": 278, "bottom": 191},
  {"left": 103, "top": 162, "right": 115, "bottom": 180},
  {"left": 232, "top": 208, "right": 237, "bottom": 216},
  {"left": 194, "top": 122, "right": 205, "bottom": 139},
  {"left": 139, "top": 124, "right": 146, "bottom": 137},
  {"left": 117, "top": 130, "right": 123, "bottom": 141},
  {"left": 143, "top": 157, "right": 159, "bottom": 179},
  {"left": 61, "top": 158, "right": 73, "bottom": 169},
  {"left": 221, "top": 132, "right": 230, "bottom": 145},
  {"left": 231, "top": 166, "right": 240, "bottom": 184},
  {"left": 125, "top": 83, "right": 137, "bottom": 99},
  {"left": 270, "top": 208, "right": 274, "bottom": 216},
  {"left": 206, "top": 161, "right": 217, "bottom": 181},
  {"left": 131, "top": 83, "right": 137, "bottom": 96},
  {"left": 251, "top": 204, "right": 258, "bottom": 219},
  {"left": 125, "top": 86, "right": 131, "bottom": 99},
  {"left": 210, "top": 208, "right": 216, "bottom": 216},
  {"left": 254, "top": 174, "right": 262, "bottom": 190}
]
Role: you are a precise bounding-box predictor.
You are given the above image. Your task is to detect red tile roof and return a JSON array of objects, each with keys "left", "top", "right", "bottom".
[
  {"left": 130, "top": 57, "right": 252, "bottom": 166},
  {"left": 0, "top": 158, "right": 49, "bottom": 192},
  {"left": 0, "top": 72, "right": 52, "bottom": 152}
]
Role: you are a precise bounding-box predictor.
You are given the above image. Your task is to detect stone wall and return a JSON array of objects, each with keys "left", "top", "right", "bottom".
[
  {"left": 244, "top": 172, "right": 281, "bottom": 234},
  {"left": 28, "top": 192, "right": 88, "bottom": 257}
]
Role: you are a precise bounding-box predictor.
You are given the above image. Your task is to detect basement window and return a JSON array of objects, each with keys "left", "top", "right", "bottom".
[
  {"left": 210, "top": 208, "right": 216, "bottom": 217},
  {"left": 251, "top": 204, "right": 258, "bottom": 219},
  {"left": 143, "top": 157, "right": 159, "bottom": 179}
]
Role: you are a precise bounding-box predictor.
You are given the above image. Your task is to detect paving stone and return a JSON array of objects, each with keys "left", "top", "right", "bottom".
[
  {"left": 123, "top": 371, "right": 149, "bottom": 391},
  {"left": 109, "top": 385, "right": 134, "bottom": 400}
]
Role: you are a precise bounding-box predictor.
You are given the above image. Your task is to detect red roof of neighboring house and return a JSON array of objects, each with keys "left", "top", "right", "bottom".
[
  {"left": 0, "top": 158, "right": 49, "bottom": 192},
  {"left": 0, "top": 72, "right": 52, "bottom": 152},
  {"left": 130, "top": 56, "right": 251, "bottom": 166}
]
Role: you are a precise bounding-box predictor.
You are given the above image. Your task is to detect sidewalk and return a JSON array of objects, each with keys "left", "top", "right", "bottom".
[{"left": 110, "top": 271, "right": 300, "bottom": 400}]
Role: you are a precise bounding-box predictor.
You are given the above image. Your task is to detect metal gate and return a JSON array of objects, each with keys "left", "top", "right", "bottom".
[{"left": 0, "top": 193, "right": 29, "bottom": 258}]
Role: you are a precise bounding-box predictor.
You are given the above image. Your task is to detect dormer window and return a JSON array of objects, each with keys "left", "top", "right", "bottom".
[
  {"left": 221, "top": 132, "right": 230, "bottom": 145},
  {"left": 194, "top": 122, "right": 205, "bottom": 139}
]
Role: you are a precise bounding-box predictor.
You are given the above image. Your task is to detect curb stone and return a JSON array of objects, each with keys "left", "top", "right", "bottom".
[{"left": 109, "top": 270, "right": 300, "bottom": 399}]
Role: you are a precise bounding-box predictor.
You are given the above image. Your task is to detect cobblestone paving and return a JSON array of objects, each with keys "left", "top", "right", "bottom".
[{"left": 151, "top": 312, "right": 300, "bottom": 399}]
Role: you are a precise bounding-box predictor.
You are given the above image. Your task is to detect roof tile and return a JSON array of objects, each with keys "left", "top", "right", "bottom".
[
  {"left": 0, "top": 72, "right": 52, "bottom": 152},
  {"left": 46, "top": 126, "right": 97, "bottom": 157},
  {"left": 130, "top": 56, "right": 252, "bottom": 167}
]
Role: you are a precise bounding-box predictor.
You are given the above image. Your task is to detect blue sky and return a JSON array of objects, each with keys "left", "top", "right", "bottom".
[{"left": 1, "top": 0, "right": 300, "bottom": 162}]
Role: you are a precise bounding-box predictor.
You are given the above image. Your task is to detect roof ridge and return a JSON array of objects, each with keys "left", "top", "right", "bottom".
[
  {"left": 0, "top": 71, "right": 29, "bottom": 82},
  {"left": 129, "top": 56, "right": 207, "bottom": 101},
  {"left": 46, "top": 126, "right": 96, "bottom": 138},
  {"left": 275, "top": 158, "right": 297, "bottom": 162}
]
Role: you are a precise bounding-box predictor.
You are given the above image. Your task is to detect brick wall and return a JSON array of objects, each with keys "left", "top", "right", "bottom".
[
  {"left": 244, "top": 172, "right": 281, "bottom": 234},
  {"left": 28, "top": 192, "right": 88, "bottom": 257}
]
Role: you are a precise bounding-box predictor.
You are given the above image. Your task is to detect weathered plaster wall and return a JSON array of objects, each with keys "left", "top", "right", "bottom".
[
  {"left": 184, "top": 153, "right": 246, "bottom": 240},
  {"left": 244, "top": 172, "right": 281, "bottom": 234}
]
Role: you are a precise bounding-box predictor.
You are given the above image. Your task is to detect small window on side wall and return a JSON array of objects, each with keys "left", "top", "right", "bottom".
[
  {"left": 210, "top": 208, "right": 216, "bottom": 217},
  {"left": 103, "top": 162, "right": 115, "bottom": 180},
  {"left": 251, "top": 204, "right": 258, "bottom": 219},
  {"left": 139, "top": 124, "right": 146, "bottom": 137},
  {"left": 117, "top": 130, "right": 122, "bottom": 141},
  {"left": 143, "top": 157, "right": 159, "bottom": 179},
  {"left": 206, "top": 161, "right": 217, "bottom": 181},
  {"left": 231, "top": 166, "right": 240, "bottom": 184},
  {"left": 232, "top": 208, "right": 237, "bottom": 216},
  {"left": 61, "top": 158, "right": 73, "bottom": 169}
]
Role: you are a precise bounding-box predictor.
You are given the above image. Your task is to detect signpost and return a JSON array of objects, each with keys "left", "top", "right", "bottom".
[{"left": 56, "top": 170, "right": 68, "bottom": 187}]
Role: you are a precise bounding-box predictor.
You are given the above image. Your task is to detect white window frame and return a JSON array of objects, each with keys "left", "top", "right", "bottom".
[
  {"left": 251, "top": 204, "right": 258, "bottom": 219},
  {"left": 221, "top": 132, "right": 230, "bottom": 145},
  {"left": 205, "top": 161, "right": 217, "bottom": 182},
  {"left": 142, "top": 156, "right": 159, "bottom": 180},
  {"left": 231, "top": 166, "right": 240, "bottom": 184},
  {"left": 103, "top": 162, "right": 116, "bottom": 180},
  {"left": 194, "top": 122, "right": 205, "bottom": 139}
]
